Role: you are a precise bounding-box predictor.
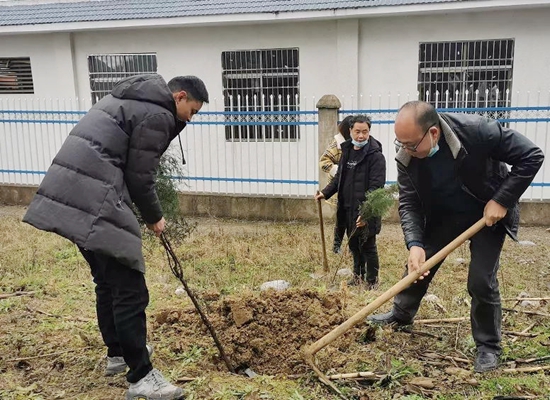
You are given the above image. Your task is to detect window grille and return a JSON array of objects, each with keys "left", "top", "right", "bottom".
[
  {"left": 221, "top": 48, "right": 300, "bottom": 141},
  {"left": 0, "top": 57, "right": 34, "bottom": 94},
  {"left": 418, "top": 39, "right": 514, "bottom": 114},
  {"left": 88, "top": 53, "right": 157, "bottom": 104}
]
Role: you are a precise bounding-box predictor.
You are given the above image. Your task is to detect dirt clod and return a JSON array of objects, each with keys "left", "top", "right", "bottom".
[{"left": 230, "top": 304, "right": 254, "bottom": 327}]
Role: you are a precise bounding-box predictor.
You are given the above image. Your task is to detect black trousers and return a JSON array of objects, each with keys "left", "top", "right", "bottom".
[
  {"left": 333, "top": 216, "right": 347, "bottom": 250},
  {"left": 349, "top": 234, "right": 379, "bottom": 283},
  {"left": 392, "top": 214, "right": 506, "bottom": 354},
  {"left": 339, "top": 207, "right": 380, "bottom": 283},
  {"left": 79, "top": 248, "right": 152, "bottom": 383}
]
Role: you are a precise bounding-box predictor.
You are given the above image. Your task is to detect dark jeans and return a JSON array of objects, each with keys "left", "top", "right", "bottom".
[
  {"left": 79, "top": 248, "right": 152, "bottom": 383},
  {"left": 339, "top": 207, "right": 380, "bottom": 283},
  {"left": 333, "top": 217, "right": 347, "bottom": 250},
  {"left": 349, "top": 233, "right": 379, "bottom": 283},
  {"left": 392, "top": 214, "right": 506, "bottom": 354}
]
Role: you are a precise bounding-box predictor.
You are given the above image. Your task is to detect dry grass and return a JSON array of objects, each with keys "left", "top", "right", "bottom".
[{"left": 0, "top": 205, "right": 549, "bottom": 400}]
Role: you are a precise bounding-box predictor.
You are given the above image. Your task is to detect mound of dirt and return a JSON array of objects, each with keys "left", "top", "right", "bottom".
[{"left": 154, "top": 288, "right": 369, "bottom": 375}]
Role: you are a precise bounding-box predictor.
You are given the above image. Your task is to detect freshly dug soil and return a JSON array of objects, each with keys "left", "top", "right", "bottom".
[{"left": 154, "top": 288, "right": 372, "bottom": 375}]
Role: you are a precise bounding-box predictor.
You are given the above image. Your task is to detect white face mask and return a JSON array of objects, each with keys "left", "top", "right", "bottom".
[
  {"left": 427, "top": 134, "right": 439, "bottom": 157},
  {"left": 352, "top": 139, "right": 368, "bottom": 148}
]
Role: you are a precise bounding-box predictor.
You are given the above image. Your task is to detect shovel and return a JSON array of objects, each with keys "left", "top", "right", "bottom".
[
  {"left": 316, "top": 191, "right": 330, "bottom": 273},
  {"left": 160, "top": 233, "right": 235, "bottom": 374},
  {"left": 302, "top": 217, "right": 487, "bottom": 399}
]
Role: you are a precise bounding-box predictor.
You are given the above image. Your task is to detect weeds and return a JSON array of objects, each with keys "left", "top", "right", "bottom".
[{"left": 0, "top": 207, "right": 549, "bottom": 399}]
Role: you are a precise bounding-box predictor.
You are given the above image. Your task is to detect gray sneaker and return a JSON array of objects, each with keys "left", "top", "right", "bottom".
[
  {"left": 125, "top": 368, "right": 184, "bottom": 400},
  {"left": 105, "top": 344, "right": 153, "bottom": 376}
]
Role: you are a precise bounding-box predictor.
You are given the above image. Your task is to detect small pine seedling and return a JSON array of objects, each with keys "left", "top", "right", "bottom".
[{"left": 358, "top": 184, "right": 398, "bottom": 221}]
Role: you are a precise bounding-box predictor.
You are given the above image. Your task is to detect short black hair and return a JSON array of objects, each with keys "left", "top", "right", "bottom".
[
  {"left": 349, "top": 114, "right": 372, "bottom": 130},
  {"left": 398, "top": 101, "right": 439, "bottom": 131},
  {"left": 338, "top": 115, "right": 354, "bottom": 140},
  {"left": 168, "top": 76, "right": 209, "bottom": 103}
]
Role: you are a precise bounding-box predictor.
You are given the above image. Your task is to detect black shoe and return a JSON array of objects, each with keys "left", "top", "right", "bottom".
[
  {"left": 367, "top": 311, "right": 412, "bottom": 327},
  {"left": 474, "top": 352, "right": 499, "bottom": 373}
]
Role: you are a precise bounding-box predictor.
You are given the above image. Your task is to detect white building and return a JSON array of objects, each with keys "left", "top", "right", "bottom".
[
  {"left": 1, "top": 0, "right": 549, "bottom": 198},
  {"left": 1, "top": 0, "right": 550, "bottom": 100}
]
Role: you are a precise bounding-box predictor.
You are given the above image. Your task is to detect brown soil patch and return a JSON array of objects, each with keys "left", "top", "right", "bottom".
[{"left": 154, "top": 288, "right": 370, "bottom": 375}]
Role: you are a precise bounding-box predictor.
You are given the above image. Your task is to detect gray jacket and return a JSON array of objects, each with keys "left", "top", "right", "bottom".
[{"left": 23, "top": 74, "right": 186, "bottom": 272}]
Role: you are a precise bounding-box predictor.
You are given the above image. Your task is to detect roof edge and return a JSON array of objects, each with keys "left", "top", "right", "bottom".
[{"left": 1, "top": 0, "right": 550, "bottom": 35}]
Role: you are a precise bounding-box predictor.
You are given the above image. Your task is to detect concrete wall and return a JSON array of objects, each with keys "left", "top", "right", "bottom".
[
  {"left": 0, "top": 32, "right": 78, "bottom": 98},
  {"left": 358, "top": 8, "right": 550, "bottom": 97},
  {"left": 2, "top": 184, "right": 549, "bottom": 226},
  {"left": 70, "top": 21, "right": 340, "bottom": 101},
  {"left": 2, "top": 7, "right": 550, "bottom": 101}
]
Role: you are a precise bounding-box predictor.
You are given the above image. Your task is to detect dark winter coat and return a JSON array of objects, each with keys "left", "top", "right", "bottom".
[
  {"left": 322, "top": 137, "right": 387, "bottom": 237},
  {"left": 23, "top": 74, "right": 186, "bottom": 272},
  {"left": 396, "top": 112, "right": 545, "bottom": 247}
]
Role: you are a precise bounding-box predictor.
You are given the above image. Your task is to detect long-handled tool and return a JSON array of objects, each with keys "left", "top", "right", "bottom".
[
  {"left": 302, "top": 217, "right": 486, "bottom": 399},
  {"left": 316, "top": 192, "right": 329, "bottom": 273},
  {"left": 160, "top": 233, "right": 235, "bottom": 373}
]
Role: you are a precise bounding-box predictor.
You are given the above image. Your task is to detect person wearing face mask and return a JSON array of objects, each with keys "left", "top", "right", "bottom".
[
  {"left": 368, "top": 101, "right": 544, "bottom": 374},
  {"left": 315, "top": 115, "right": 386, "bottom": 290},
  {"left": 23, "top": 74, "right": 208, "bottom": 400},
  {"left": 319, "top": 115, "right": 354, "bottom": 254}
]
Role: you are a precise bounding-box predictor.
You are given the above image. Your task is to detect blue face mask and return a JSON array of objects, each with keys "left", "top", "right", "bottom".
[
  {"left": 352, "top": 139, "right": 368, "bottom": 148},
  {"left": 427, "top": 135, "right": 439, "bottom": 157}
]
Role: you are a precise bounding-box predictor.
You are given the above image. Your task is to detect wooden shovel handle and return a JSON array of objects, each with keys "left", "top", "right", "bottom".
[
  {"left": 305, "top": 217, "right": 486, "bottom": 356},
  {"left": 317, "top": 192, "right": 329, "bottom": 272}
]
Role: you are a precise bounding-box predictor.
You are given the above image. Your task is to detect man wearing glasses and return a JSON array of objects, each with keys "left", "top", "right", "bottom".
[{"left": 368, "top": 100, "right": 544, "bottom": 373}]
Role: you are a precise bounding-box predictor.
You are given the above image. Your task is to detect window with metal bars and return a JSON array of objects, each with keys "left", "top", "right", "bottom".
[
  {"left": 418, "top": 39, "right": 514, "bottom": 112},
  {"left": 0, "top": 57, "right": 34, "bottom": 94},
  {"left": 221, "top": 48, "right": 300, "bottom": 141},
  {"left": 88, "top": 53, "right": 157, "bottom": 104}
]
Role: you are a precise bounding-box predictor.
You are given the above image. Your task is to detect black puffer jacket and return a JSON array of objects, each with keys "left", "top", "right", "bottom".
[
  {"left": 396, "top": 113, "right": 545, "bottom": 246},
  {"left": 23, "top": 74, "right": 186, "bottom": 272},
  {"left": 323, "top": 137, "right": 386, "bottom": 236}
]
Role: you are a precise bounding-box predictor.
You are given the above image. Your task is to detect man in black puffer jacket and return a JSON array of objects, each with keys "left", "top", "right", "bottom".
[
  {"left": 368, "top": 101, "right": 544, "bottom": 373},
  {"left": 23, "top": 74, "right": 208, "bottom": 400},
  {"left": 316, "top": 115, "right": 387, "bottom": 290}
]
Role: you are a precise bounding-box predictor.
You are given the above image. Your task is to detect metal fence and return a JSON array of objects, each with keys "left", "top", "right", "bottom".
[{"left": 0, "top": 91, "right": 549, "bottom": 200}]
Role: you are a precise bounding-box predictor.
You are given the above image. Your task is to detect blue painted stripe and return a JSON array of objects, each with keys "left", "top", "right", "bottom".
[
  {"left": 2, "top": 106, "right": 550, "bottom": 117},
  {"left": 171, "top": 176, "right": 319, "bottom": 185},
  {"left": 5, "top": 118, "right": 550, "bottom": 125},
  {"left": 498, "top": 118, "right": 550, "bottom": 123},
  {"left": 0, "top": 119, "right": 317, "bottom": 126},
  {"left": 0, "top": 169, "right": 46, "bottom": 175},
  {"left": 2, "top": 169, "right": 547, "bottom": 188},
  {"left": 0, "top": 109, "right": 316, "bottom": 116},
  {"left": 341, "top": 106, "right": 550, "bottom": 113}
]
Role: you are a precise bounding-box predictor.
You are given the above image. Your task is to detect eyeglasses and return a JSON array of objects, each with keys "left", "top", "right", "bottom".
[{"left": 394, "top": 126, "right": 433, "bottom": 152}]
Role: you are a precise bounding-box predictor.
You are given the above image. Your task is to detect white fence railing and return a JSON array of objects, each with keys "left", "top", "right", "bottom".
[{"left": 0, "top": 91, "right": 549, "bottom": 200}]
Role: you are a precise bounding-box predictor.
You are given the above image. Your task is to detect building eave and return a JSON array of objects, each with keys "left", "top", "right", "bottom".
[{"left": 0, "top": 0, "right": 549, "bottom": 35}]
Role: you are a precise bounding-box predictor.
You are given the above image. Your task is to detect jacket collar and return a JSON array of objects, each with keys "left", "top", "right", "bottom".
[
  {"left": 334, "top": 133, "right": 346, "bottom": 149},
  {"left": 395, "top": 114, "right": 462, "bottom": 167}
]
